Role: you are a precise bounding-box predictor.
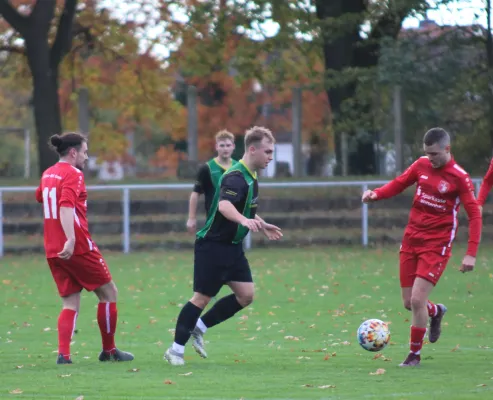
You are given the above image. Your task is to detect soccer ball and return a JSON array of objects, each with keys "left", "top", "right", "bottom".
[{"left": 357, "top": 319, "right": 390, "bottom": 352}]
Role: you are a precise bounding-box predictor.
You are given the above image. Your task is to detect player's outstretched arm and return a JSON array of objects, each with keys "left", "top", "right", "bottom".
[
  {"left": 58, "top": 207, "right": 76, "bottom": 259},
  {"left": 459, "top": 178, "right": 482, "bottom": 273},
  {"left": 361, "top": 190, "right": 378, "bottom": 203},
  {"left": 477, "top": 159, "right": 493, "bottom": 207},
  {"left": 187, "top": 192, "right": 200, "bottom": 234},
  {"left": 255, "top": 214, "right": 282, "bottom": 240},
  {"left": 35, "top": 186, "right": 43, "bottom": 203},
  {"left": 367, "top": 161, "right": 420, "bottom": 201},
  {"left": 188, "top": 166, "right": 207, "bottom": 233},
  {"left": 218, "top": 200, "right": 263, "bottom": 232}
]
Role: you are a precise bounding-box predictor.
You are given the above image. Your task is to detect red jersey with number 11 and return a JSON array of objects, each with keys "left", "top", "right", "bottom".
[
  {"left": 35, "top": 162, "right": 95, "bottom": 258},
  {"left": 374, "top": 157, "right": 481, "bottom": 256}
]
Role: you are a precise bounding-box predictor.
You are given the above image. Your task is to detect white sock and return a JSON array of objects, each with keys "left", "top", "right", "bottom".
[
  {"left": 172, "top": 342, "right": 185, "bottom": 354},
  {"left": 196, "top": 318, "right": 207, "bottom": 334}
]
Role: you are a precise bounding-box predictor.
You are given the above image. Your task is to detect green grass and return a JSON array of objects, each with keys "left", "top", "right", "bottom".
[{"left": 1, "top": 246, "right": 493, "bottom": 399}]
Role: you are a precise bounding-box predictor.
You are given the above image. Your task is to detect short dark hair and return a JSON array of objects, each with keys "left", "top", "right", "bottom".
[
  {"left": 423, "top": 128, "right": 450, "bottom": 148},
  {"left": 49, "top": 132, "right": 87, "bottom": 157}
]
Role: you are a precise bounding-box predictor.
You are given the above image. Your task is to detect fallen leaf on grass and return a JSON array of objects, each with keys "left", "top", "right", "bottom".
[
  {"left": 284, "top": 336, "right": 300, "bottom": 341},
  {"left": 451, "top": 344, "right": 460, "bottom": 352},
  {"left": 245, "top": 336, "right": 256, "bottom": 341},
  {"left": 302, "top": 384, "right": 314, "bottom": 387},
  {"left": 477, "top": 384, "right": 487, "bottom": 387},
  {"left": 9, "top": 389, "right": 23, "bottom": 394},
  {"left": 75, "top": 396, "right": 84, "bottom": 400},
  {"left": 323, "top": 354, "right": 330, "bottom": 361},
  {"left": 179, "top": 372, "right": 193, "bottom": 376},
  {"left": 318, "top": 385, "right": 336, "bottom": 389},
  {"left": 15, "top": 365, "right": 23, "bottom": 369},
  {"left": 3, "top": 280, "right": 11, "bottom": 285},
  {"left": 164, "top": 380, "right": 175, "bottom": 385},
  {"left": 58, "top": 374, "right": 72, "bottom": 378},
  {"left": 372, "top": 354, "right": 391, "bottom": 361},
  {"left": 369, "top": 368, "right": 386, "bottom": 375},
  {"left": 128, "top": 369, "right": 140, "bottom": 373}
]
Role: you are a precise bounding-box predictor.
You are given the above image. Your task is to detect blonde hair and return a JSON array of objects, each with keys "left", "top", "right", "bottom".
[
  {"left": 215, "top": 129, "right": 235, "bottom": 142},
  {"left": 244, "top": 126, "right": 275, "bottom": 148}
]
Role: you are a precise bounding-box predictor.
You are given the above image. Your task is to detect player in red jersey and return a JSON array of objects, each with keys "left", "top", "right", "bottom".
[
  {"left": 35, "top": 132, "right": 134, "bottom": 364},
  {"left": 362, "top": 128, "right": 481, "bottom": 367},
  {"left": 477, "top": 159, "right": 493, "bottom": 210}
]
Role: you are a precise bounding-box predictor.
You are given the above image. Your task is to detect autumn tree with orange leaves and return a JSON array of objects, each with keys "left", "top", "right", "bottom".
[
  {"left": 166, "top": 0, "right": 332, "bottom": 165},
  {"left": 0, "top": 0, "right": 182, "bottom": 175}
]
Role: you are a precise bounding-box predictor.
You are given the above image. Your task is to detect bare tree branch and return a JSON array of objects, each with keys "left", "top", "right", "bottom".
[
  {"left": 0, "top": 0, "right": 29, "bottom": 37},
  {"left": 50, "top": 0, "right": 78, "bottom": 68}
]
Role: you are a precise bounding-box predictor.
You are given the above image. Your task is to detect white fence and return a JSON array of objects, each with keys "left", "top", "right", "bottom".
[{"left": 0, "top": 180, "right": 483, "bottom": 258}]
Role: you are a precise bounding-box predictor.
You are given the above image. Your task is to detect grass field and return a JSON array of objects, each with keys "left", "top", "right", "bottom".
[{"left": 1, "top": 246, "right": 493, "bottom": 400}]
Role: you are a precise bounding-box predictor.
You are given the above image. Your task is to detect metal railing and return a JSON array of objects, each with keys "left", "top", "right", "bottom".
[{"left": 0, "top": 179, "right": 483, "bottom": 257}]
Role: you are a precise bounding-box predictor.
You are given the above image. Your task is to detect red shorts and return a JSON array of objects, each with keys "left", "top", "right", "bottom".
[
  {"left": 399, "top": 244, "right": 450, "bottom": 287},
  {"left": 47, "top": 250, "right": 112, "bottom": 297}
]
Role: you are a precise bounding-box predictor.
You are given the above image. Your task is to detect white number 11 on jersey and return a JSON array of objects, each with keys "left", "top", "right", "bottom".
[{"left": 43, "top": 187, "right": 57, "bottom": 219}]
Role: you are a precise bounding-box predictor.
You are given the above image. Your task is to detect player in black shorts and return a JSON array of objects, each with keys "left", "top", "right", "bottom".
[
  {"left": 187, "top": 130, "right": 236, "bottom": 233},
  {"left": 165, "top": 127, "right": 283, "bottom": 366}
]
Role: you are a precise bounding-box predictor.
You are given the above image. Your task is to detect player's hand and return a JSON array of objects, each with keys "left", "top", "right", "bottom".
[
  {"left": 186, "top": 218, "right": 197, "bottom": 234},
  {"left": 459, "top": 254, "right": 476, "bottom": 273},
  {"left": 261, "top": 223, "right": 283, "bottom": 240},
  {"left": 58, "top": 238, "right": 75, "bottom": 260},
  {"left": 362, "top": 190, "right": 378, "bottom": 203},
  {"left": 241, "top": 218, "right": 263, "bottom": 233}
]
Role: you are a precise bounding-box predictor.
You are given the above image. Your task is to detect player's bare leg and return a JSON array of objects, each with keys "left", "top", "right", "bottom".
[
  {"left": 165, "top": 293, "right": 209, "bottom": 366},
  {"left": 193, "top": 282, "right": 254, "bottom": 358},
  {"left": 94, "top": 281, "right": 134, "bottom": 362},
  {"left": 56, "top": 293, "right": 80, "bottom": 364},
  {"left": 401, "top": 287, "right": 412, "bottom": 311},
  {"left": 399, "top": 278, "right": 434, "bottom": 367}
]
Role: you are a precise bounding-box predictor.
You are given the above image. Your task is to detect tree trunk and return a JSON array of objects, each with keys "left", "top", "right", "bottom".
[
  {"left": 486, "top": 0, "right": 493, "bottom": 153},
  {"left": 315, "top": 0, "right": 365, "bottom": 175},
  {"left": 26, "top": 38, "right": 62, "bottom": 174}
]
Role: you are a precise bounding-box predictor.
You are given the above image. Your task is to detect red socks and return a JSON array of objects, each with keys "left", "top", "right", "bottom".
[
  {"left": 97, "top": 302, "right": 118, "bottom": 353},
  {"left": 58, "top": 309, "right": 77, "bottom": 359},
  {"left": 410, "top": 325, "right": 427, "bottom": 354},
  {"left": 427, "top": 300, "right": 438, "bottom": 317}
]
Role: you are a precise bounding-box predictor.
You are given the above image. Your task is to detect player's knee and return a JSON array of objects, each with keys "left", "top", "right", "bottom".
[
  {"left": 95, "top": 281, "right": 118, "bottom": 302},
  {"left": 410, "top": 295, "right": 426, "bottom": 311},
  {"left": 236, "top": 293, "right": 254, "bottom": 307},
  {"left": 190, "top": 293, "right": 211, "bottom": 309}
]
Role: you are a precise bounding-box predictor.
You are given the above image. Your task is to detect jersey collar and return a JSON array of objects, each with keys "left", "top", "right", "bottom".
[
  {"left": 213, "top": 157, "right": 232, "bottom": 171},
  {"left": 240, "top": 160, "right": 257, "bottom": 179}
]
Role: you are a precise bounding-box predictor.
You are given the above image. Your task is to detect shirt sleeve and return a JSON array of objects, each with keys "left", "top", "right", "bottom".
[
  {"left": 59, "top": 171, "right": 84, "bottom": 208},
  {"left": 35, "top": 185, "right": 42, "bottom": 203},
  {"left": 219, "top": 173, "right": 247, "bottom": 205},
  {"left": 193, "top": 164, "right": 209, "bottom": 194},
  {"left": 458, "top": 174, "right": 482, "bottom": 257},
  {"left": 374, "top": 160, "right": 419, "bottom": 200},
  {"left": 477, "top": 160, "right": 493, "bottom": 206}
]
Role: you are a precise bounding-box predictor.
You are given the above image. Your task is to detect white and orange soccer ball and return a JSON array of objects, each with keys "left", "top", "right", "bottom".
[{"left": 357, "top": 319, "right": 390, "bottom": 352}]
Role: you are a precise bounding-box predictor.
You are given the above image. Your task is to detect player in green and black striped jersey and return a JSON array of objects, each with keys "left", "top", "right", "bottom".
[
  {"left": 187, "top": 130, "right": 236, "bottom": 234},
  {"left": 165, "top": 127, "right": 283, "bottom": 366}
]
